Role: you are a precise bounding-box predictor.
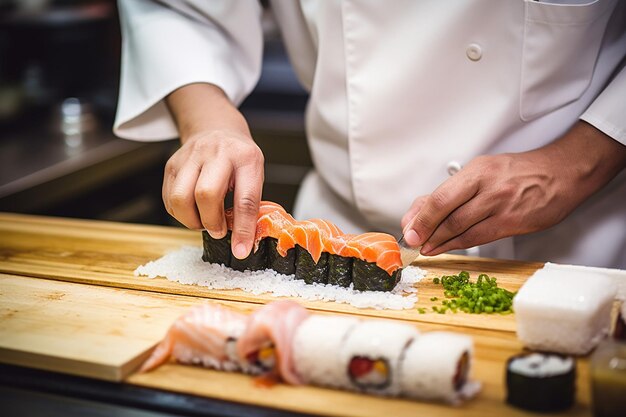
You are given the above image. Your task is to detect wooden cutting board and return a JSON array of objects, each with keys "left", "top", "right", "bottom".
[
  {"left": 0, "top": 212, "right": 543, "bottom": 331},
  {"left": 0, "top": 213, "right": 594, "bottom": 416}
]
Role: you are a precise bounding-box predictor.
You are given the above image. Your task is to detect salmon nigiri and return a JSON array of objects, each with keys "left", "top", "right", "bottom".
[
  {"left": 236, "top": 300, "right": 310, "bottom": 384},
  {"left": 140, "top": 304, "right": 248, "bottom": 373}
]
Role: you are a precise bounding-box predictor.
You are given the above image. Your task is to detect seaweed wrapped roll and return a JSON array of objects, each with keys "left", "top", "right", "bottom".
[
  {"left": 267, "top": 238, "right": 296, "bottom": 275},
  {"left": 352, "top": 259, "right": 402, "bottom": 292},
  {"left": 327, "top": 254, "right": 352, "bottom": 287},
  {"left": 201, "top": 230, "right": 231, "bottom": 267},
  {"left": 230, "top": 238, "right": 268, "bottom": 272},
  {"left": 506, "top": 352, "right": 576, "bottom": 412},
  {"left": 295, "top": 245, "right": 329, "bottom": 284}
]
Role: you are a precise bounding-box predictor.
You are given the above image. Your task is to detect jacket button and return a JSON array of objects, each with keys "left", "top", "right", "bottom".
[
  {"left": 466, "top": 43, "right": 482, "bottom": 61},
  {"left": 447, "top": 161, "right": 462, "bottom": 176}
]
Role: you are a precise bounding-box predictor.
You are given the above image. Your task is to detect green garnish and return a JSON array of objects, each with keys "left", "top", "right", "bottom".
[
  {"left": 418, "top": 308, "right": 426, "bottom": 314},
  {"left": 430, "top": 271, "right": 515, "bottom": 314}
]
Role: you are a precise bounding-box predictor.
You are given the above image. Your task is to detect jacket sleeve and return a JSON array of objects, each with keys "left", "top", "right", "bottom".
[
  {"left": 580, "top": 62, "right": 626, "bottom": 146},
  {"left": 113, "top": 0, "right": 263, "bottom": 141}
]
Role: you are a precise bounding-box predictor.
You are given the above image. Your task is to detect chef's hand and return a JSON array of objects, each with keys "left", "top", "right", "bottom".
[
  {"left": 401, "top": 121, "right": 626, "bottom": 256},
  {"left": 164, "top": 83, "right": 264, "bottom": 260}
]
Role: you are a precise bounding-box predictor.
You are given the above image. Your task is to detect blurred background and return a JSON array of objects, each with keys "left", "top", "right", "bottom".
[{"left": 0, "top": 0, "right": 310, "bottom": 226}]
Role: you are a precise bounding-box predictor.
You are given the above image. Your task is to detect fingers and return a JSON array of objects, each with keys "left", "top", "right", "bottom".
[
  {"left": 420, "top": 196, "right": 492, "bottom": 254},
  {"left": 231, "top": 163, "right": 264, "bottom": 260},
  {"left": 406, "top": 172, "right": 479, "bottom": 246},
  {"left": 195, "top": 161, "right": 231, "bottom": 238},
  {"left": 164, "top": 160, "right": 203, "bottom": 229},
  {"left": 421, "top": 215, "right": 503, "bottom": 256}
]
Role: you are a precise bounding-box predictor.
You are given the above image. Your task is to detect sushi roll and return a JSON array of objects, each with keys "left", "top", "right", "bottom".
[
  {"left": 295, "top": 245, "right": 329, "bottom": 284},
  {"left": 267, "top": 237, "right": 296, "bottom": 275},
  {"left": 237, "top": 300, "right": 309, "bottom": 384},
  {"left": 292, "top": 315, "right": 360, "bottom": 389},
  {"left": 230, "top": 238, "right": 268, "bottom": 272},
  {"left": 139, "top": 304, "right": 248, "bottom": 373},
  {"left": 513, "top": 269, "right": 616, "bottom": 355},
  {"left": 340, "top": 320, "right": 419, "bottom": 396},
  {"left": 327, "top": 254, "right": 352, "bottom": 287},
  {"left": 352, "top": 259, "right": 402, "bottom": 292},
  {"left": 201, "top": 230, "right": 231, "bottom": 267},
  {"left": 506, "top": 352, "right": 576, "bottom": 412},
  {"left": 400, "top": 332, "right": 479, "bottom": 404}
]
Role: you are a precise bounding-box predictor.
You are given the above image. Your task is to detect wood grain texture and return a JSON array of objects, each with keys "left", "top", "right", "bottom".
[
  {"left": 0, "top": 213, "right": 593, "bottom": 416},
  {"left": 0, "top": 213, "right": 543, "bottom": 331}
]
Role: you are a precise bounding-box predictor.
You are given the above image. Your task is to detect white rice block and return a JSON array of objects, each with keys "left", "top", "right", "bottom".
[
  {"left": 400, "top": 332, "right": 480, "bottom": 404},
  {"left": 514, "top": 268, "right": 616, "bottom": 355},
  {"left": 292, "top": 315, "right": 360, "bottom": 389},
  {"left": 340, "top": 320, "right": 419, "bottom": 396}
]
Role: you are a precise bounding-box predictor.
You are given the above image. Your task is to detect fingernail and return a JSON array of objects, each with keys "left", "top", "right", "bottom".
[
  {"left": 208, "top": 229, "right": 226, "bottom": 239},
  {"left": 233, "top": 243, "right": 249, "bottom": 260},
  {"left": 404, "top": 229, "right": 420, "bottom": 246},
  {"left": 421, "top": 244, "right": 432, "bottom": 255}
]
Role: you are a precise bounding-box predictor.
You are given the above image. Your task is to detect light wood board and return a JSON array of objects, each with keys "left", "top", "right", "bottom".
[
  {"left": 0, "top": 213, "right": 594, "bottom": 416},
  {"left": 0, "top": 212, "right": 544, "bottom": 332}
]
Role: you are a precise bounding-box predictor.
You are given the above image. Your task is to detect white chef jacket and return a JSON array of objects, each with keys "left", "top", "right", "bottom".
[{"left": 114, "top": 0, "right": 626, "bottom": 268}]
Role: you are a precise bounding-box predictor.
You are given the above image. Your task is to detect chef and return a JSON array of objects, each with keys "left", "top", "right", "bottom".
[{"left": 114, "top": 1, "right": 626, "bottom": 268}]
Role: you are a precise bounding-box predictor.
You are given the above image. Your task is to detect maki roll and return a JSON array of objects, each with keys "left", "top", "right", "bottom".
[
  {"left": 340, "top": 320, "right": 419, "bottom": 396},
  {"left": 230, "top": 238, "right": 268, "bottom": 272},
  {"left": 201, "top": 230, "right": 231, "bottom": 267},
  {"left": 295, "top": 245, "right": 329, "bottom": 284},
  {"left": 352, "top": 259, "right": 402, "bottom": 292},
  {"left": 400, "top": 332, "right": 479, "bottom": 404},
  {"left": 267, "top": 238, "right": 296, "bottom": 275},
  {"left": 327, "top": 254, "right": 352, "bottom": 287},
  {"left": 292, "top": 315, "right": 359, "bottom": 389},
  {"left": 506, "top": 352, "right": 576, "bottom": 412}
]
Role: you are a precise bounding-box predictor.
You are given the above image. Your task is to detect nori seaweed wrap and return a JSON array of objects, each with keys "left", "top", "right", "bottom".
[
  {"left": 230, "top": 238, "right": 268, "bottom": 271},
  {"left": 295, "top": 245, "right": 329, "bottom": 284},
  {"left": 506, "top": 352, "right": 576, "bottom": 412},
  {"left": 201, "top": 230, "right": 231, "bottom": 267},
  {"left": 267, "top": 237, "right": 296, "bottom": 275},
  {"left": 352, "top": 259, "right": 402, "bottom": 292},
  {"left": 328, "top": 254, "right": 352, "bottom": 287}
]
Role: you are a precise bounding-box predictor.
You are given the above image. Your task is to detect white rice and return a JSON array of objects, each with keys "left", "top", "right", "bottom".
[
  {"left": 400, "top": 332, "right": 480, "bottom": 404},
  {"left": 135, "top": 246, "right": 426, "bottom": 310},
  {"left": 293, "top": 315, "right": 360, "bottom": 389}
]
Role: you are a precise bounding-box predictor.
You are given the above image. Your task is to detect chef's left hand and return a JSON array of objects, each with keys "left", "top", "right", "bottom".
[{"left": 401, "top": 121, "right": 626, "bottom": 256}]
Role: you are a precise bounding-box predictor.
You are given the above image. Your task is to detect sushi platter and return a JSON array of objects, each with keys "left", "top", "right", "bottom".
[{"left": 0, "top": 212, "right": 616, "bottom": 416}]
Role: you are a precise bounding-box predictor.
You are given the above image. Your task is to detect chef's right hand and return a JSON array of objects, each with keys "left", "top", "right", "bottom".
[{"left": 163, "top": 83, "right": 264, "bottom": 260}]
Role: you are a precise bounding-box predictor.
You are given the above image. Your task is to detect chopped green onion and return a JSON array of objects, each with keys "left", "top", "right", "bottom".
[
  {"left": 430, "top": 271, "right": 516, "bottom": 315},
  {"left": 418, "top": 308, "right": 426, "bottom": 314}
]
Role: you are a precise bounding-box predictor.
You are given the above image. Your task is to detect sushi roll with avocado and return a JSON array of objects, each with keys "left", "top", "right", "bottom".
[
  {"left": 293, "top": 315, "right": 360, "bottom": 389},
  {"left": 352, "top": 259, "right": 402, "bottom": 292},
  {"left": 230, "top": 238, "right": 268, "bottom": 272},
  {"left": 506, "top": 352, "right": 576, "bottom": 412},
  {"left": 295, "top": 245, "right": 329, "bottom": 284},
  {"left": 340, "top": 320, "right": 419, "bottom": 396},
  {"left": 201, "top": 230, "right": 232, "bottom": 267},
  {"left": 400, "top": 332, "right": 479, "bottom": 404},
  {"left": 266, "top": 238, "right": 296, "bottom": 275}
]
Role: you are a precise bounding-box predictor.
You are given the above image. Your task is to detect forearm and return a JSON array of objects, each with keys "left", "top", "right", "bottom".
[
  {"left": 537, "top": 120, "right": 626, "bottom": 208},
  {"left": 165, "top": 83, "right": 251, "bottom": 143}
]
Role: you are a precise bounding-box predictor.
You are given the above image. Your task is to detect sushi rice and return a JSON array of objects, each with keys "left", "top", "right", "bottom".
[
  {"left": 293, "top": 315, "right": 360, "bottom": 389},
  {"left": 400, "top": 332, "right": 480, "bottom": 404}
]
